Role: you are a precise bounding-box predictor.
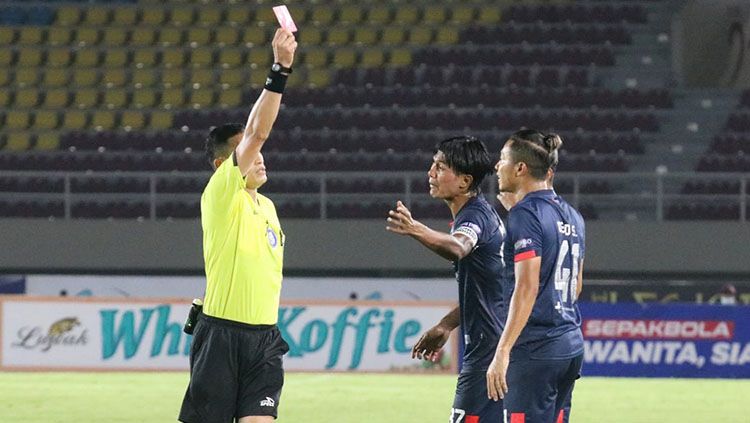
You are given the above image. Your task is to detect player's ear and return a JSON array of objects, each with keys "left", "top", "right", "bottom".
[
  {"left": 460, "top": 174, "right": 473, "bottom": 192},
  {"left": 515, "top": 162, "right": 527, "bottom": 177},
  {"left": 213, "top": 158, "right": 224, "bottom": 169}
]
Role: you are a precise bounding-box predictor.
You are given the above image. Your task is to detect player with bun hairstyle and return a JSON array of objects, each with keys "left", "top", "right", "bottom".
[{"left": 487, "top": 129, "right": 585, "bottom": 423}]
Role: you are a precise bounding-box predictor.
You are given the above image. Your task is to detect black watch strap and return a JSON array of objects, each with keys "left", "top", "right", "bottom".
[{"left": 271, "top": 63, "right": 293, "bottom": 74}]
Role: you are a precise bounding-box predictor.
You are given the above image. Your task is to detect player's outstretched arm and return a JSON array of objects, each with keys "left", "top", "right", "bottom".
[
  {"left": 411, "top": 306, "right": 459, "bottom": 361},
  {"left": 235, "top": 28, "right": 297, "bottom": 176},
  {"left": 386, "top": 201, "right": 473, "bottom": 261},
  {"left": 487, "top": 256, "right": 541, "bottom": 401}
]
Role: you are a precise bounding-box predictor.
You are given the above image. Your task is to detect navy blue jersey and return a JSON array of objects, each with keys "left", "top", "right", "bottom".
[
  {"left": 451, "top": 195, "right": 506, "bottom": 372},
  {"left": 502, "top": 189, "right": 585, "bottom": 360}
]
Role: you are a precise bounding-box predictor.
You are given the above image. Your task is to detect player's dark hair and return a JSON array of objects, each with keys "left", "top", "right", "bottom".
[
  {"left": 507, "top": 129, "right": 563, "bottom": 180},
  {"left": 435, "top": 136, "right": 494, "bottom": 193},
  {"left": 206, "top": 123, "right": 244, "bottom": 164}
]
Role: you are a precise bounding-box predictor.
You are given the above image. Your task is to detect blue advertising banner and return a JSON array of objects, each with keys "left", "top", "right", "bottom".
[{"left": 580, "top": 302, "right": 750, "bottom": 378}]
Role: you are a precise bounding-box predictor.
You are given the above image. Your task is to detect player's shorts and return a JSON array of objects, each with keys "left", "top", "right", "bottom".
[
  {"left": 502, "top": 354, "right": 583, "bottom": 423},
  {"left": 451, "top": 370, "right": 504, "bottom": 422},
  {"left": 179, "top": 314, "right": 290, "bottom": 423}
]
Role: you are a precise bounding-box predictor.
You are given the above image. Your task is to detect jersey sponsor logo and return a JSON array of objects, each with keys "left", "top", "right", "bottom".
[
  {"left": 260, "top": 397, "right": 275, "bottom": 407},
  {"left": 583, "top": 319, "right": 734, "bottom": 340},
  {"left": 267, "top": 227, "right": 278, "bottom": 248},
  {"left": 514, "top": 238, "right": 533, "bottom": 250}
]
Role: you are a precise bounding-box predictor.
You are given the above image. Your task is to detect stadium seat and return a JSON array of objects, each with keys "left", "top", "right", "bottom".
[
  {"left": 218, "top": 69, "right": 244, "bottom": 87},
  {"left": 102, "top": 28, "right": 128, "bottom": 47},
  {"left": 170, "top": 7, "right": 195, "bottom": 26},
  {"left": 189, "top": 89, "right": 215, "bottom": 108},
  {"left": 56, "top": 6, "right": 82, "bottom": 26},
  {"left": 141, "top": 8, "right": 167, "bottom": 26},
  {"left": 17, "top": 27, "right": 44, "bottom": 46},
  {"left": 91, "top": 111, "right": 117, "bottom": 131},
  {"left": 186, "top": 28, "right": 211, "bottom": 46},
  {"left": 47, "top": 28, "right": 72, "bottom": 46},
  {"left": 84, "top": 7, "right": 111, "bottom": 26},
  {"left": 217, "top": 90, "right": 241, "bottom": 108},
  {"left": 218, "top": 48, "right": 243, "bottom": 68},
  {"left": 196, "top": 8, "right": 222, "bottom": 27},
  {"left": 36, "top": 132, "right": 61, "bottom": 151},
  {"left": 368, "top": 7, "right": 392, "bottom": 25},
  {"left": 73, "top": 89, "right": 100, "bottom": 108},
  {"left": 226, "top": 6, "right": 251, "bottom": 26},
  {"left": 132, "top": 90, "right": 157, "bottom": 109},
  {"left": 354, "top": 28, "right": 378, "bottom": 45},
  {"left": 189, "top": 69, "right": 214, "bottom": 86},
  {"left": 215, "top": 28, "right": 239, "bottom": 46},
  {"left": 309, "top": 7, "right": 334, "bottom": 26},
  {"left": 74, "top": 48, "right": 100, "bottom": 67},
  {"left": 102, "top": 50, "right": 129, "bottom": 69},
  {"left": 14, "top": 88, "right": 40, "bottom": 108},
  {"left": 5, "top": 132, "right": 32, "bottom": 151},
  {"left": 75, "top": 28, "right": 100, "bottom": 46},
  {"left": 112, "top": 8, "right": 138, "bottom": 26},
  {"left": 162, "top": 49, "right": 186, "bottom": 68},
  {"left": 0, "top": 28, "right": 14, "bottom": 45},
  {"left": 43, "top": 89, "right": 70, "bottom": 108},
  {"left": 121, "top": 111, "right": 146, "bottom": 131},
  {"left": 34, "top": 111, "right": 60, "bottom": 131},
  {"left": 149, "top": 111, "right": 174, "bottom": 129},
  {"left": 72, "top": 69, "right": 99, "bottom": 88},
  {"left": 14, "top": 68, "right": 40, "bottom": 88},
  {"left": 133, "top": 49, "right": 159, "bottom": 68},
  {"left": 131, "top": 28, "right": 157, "bottom": 47},
  {"left": 17, "top": 48, "right": 43, "bottom": 67},
  {"left": 5, "top": 111, "right": 31, "bottom": 131},
  {"left": 46, "top": 48, "right": 72, "bottom": 68},
  {"left": 132, "top": 68, "right": 157, "bottom": 88},
  {"left": 423, "top": 6, "right": 447, "bottom": 25},
  {"left": 103, "top": 89, "right": 129, "bottom": 109},
  {"left": 327, "top": 28, "right": 351, "bottom": 45},
  {"left": 161, "top": 88, "right": 186, "bottom": 109},
  {"left": 62, "top": 110, "right": 88, "bottom": 130},
  {"left": 242, "top": 28, "right": 267, "bottom": 46},
  {"left": 339, "top": 6, "right": 364, "bottom": 25},
  {"left": 162, "top": 70, "right": 185, "bottom": 88},
  {"left": 189, "top": 47, "right": 214, "bottom": 68}
]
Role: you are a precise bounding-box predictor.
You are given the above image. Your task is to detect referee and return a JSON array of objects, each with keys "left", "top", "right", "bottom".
[{"left": 179, "top": 29, "right": 297, "bottom": 423}]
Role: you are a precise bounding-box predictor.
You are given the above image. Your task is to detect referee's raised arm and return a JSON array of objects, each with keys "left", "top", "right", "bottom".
[{"left": 236, "top": 28, "right": 297, "bottom": 176}]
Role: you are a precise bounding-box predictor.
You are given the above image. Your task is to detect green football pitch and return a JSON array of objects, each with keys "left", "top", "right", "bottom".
[{"left": 0, "top": 372, "right": 746, "bottom": 422}]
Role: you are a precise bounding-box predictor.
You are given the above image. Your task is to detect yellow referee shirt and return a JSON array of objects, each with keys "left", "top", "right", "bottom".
[{"left": 200, "top": 153, "right": 284, "bottom": 325}]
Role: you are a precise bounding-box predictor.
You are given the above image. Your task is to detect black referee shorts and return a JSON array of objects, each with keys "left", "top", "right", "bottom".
[{"left": 179, "top": 314, "right": 290, "bottom": 423}]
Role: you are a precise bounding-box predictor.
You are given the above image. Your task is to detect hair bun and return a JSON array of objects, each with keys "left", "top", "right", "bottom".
[{"left": 543, "top": 133, "right": 563, "bottom": 152}]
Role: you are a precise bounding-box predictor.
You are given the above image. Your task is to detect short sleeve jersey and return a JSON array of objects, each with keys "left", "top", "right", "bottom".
[
  {"left": 451, "top": 196, "right": 506, "bottom": 372},
  {"left": 201, "top": 153, "right": 284, "bottom": 325},
  {"left": 502, "top": 189, "right": 585, "bottom": 360}
]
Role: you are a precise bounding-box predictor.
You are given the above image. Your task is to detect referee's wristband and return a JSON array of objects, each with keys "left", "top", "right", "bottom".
[{"left": 264, "top": 69, "right": 288, "bottom": 94}]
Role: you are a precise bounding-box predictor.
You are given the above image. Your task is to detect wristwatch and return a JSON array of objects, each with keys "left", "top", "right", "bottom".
[{"left": 271, "top": 63, "right": 293, "bottom": 74}]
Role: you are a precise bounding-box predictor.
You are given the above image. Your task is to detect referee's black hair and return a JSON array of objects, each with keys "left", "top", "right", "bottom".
[
  {"left": 206, "top": 123, "right": 244, "bottom": 165},
  {"left": 507, "top": 129, "right": 563, "bottom": 180},
  {"left": 435, "top": 136, "right": 494, "bottom": 193}
]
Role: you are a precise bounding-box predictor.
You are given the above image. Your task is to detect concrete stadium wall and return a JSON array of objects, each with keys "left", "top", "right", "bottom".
[{"left": 1, "top": 219, "right": 748, "bottom": 277}]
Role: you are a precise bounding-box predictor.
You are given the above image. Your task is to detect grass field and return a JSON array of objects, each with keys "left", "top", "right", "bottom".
[{"left": 1, "top": 372, "right": 746, "bottom": 422}]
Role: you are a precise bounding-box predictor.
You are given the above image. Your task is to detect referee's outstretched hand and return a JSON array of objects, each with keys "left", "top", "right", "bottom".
[{"left": 272, "top": 28, "right": 297, "bottom": 68}]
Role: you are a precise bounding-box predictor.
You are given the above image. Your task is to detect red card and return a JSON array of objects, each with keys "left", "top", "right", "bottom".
[{"left": 272, "top": 5, "right": 298, "bottom": 32}]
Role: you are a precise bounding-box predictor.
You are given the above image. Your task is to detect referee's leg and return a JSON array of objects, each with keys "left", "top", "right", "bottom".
[{"left": 179, "top": 319, "right": 239, "bottom": 423}]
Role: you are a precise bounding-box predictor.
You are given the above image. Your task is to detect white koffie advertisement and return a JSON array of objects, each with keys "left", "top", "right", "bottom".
[{"left": 0, "top": 297, "right": 456, "bottom": 372}]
